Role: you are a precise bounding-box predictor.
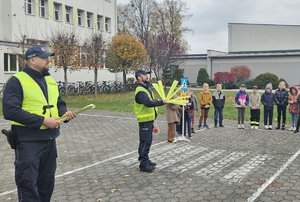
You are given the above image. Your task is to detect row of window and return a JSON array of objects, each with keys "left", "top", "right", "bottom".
[{"left": 24, "top": 0, "right": 111, "bottom": 32}]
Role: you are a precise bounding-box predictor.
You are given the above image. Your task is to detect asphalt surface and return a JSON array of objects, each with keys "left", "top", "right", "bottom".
[{"left": 0, "top": 110, "right": 299, "bottom": 202}]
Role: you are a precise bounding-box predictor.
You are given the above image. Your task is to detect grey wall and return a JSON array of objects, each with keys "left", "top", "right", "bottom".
[{"left": 178, "top": 58, "right": 207, "bottom": 83}]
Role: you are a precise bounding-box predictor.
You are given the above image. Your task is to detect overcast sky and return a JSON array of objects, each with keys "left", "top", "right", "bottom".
[{"left": 117, "top": 0, "right": 300, "bottom": 54}]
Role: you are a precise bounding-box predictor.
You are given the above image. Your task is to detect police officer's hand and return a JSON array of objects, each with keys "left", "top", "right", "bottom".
[
  {"left": 43, "top": 117, "right": 61, "bottom": 129},
  {"left": 163, "top": 99, "right": 168, "bottom": 104},
  {"left": 63, "top": 111, "right": 76, "bottom": 121}
]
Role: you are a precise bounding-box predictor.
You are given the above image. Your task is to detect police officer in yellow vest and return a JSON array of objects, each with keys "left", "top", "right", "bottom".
[
  {"left": 134, "top": 70, "right": 167, "bottom": 172},
  {"left": 3, "top": 45, "right": 76, "bottom": 202}
]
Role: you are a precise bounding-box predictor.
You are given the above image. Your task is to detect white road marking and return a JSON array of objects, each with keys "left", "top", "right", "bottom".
[
  {"left": 194, "top": 151, "right": 247, "bottom": 177},
  {"left": 223, "top": 154, "right": 272, "bottom": 183},
  {"left": 79, "top": 114, "right": 168, "bottom": 123},
  {"left": 0, "top": 141, "right": 167, "bottom": 197},
  {"left": 172, "top": 150, "right": 225, "bottom": 173},
  {"left": 247, "top": 148, "right": 300, "bottom": 202},
  {"left": 120, "top": 143, "right": 177, "bottom": 166}
]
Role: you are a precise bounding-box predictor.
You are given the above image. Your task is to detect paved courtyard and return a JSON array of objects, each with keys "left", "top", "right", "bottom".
[{"left": 0, "top": 110, "right": 300, "bottom": 202}]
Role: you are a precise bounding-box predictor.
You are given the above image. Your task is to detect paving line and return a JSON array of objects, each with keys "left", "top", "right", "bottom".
[
  {"left": 0, "top": 141, "right": 167, "bottom": 197},
  {"left": 172, "top": 150, "right": 225, "bottom": 173},
  {"left": 194, "top": 151, "right": 247, "bottom": 177},
  {"left": 223, "top": 154, "right": 271, "bottom": 183},
  {"left": 247, "top": 148, "right": 300, "bottom": 202}
]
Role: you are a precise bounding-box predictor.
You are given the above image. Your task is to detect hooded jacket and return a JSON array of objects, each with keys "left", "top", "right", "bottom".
[
  {"left": 288, "top": 86, "right": 299, "bottom": 114},
  {"left": 235, "top": 90, "right": 249, "bottom": 108},
  {"left": 261, "top": 85, "right": 276, "bottom": 110},
  {"left": 275, "top": 87, "right": 289, "bottom": 106}
]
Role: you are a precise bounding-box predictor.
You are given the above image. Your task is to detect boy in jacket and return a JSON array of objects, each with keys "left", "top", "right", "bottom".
[
  {"left": 235, "top": 84, "right": 249, "bottom": 129},
  {"left": 198, "top": 83, "right": 212, "bottom": 129},
  {"left": 275, "top": 81, "right": 289, "bottom": 130},
  {"left": 261, "top": 83, "right": 276, "bottom": 130},
  {"left": 249, "top": 86, "right": 261, "bottom": 129},
  {"left": 212, "top": 84, "right": 225, "bottom": 127}
]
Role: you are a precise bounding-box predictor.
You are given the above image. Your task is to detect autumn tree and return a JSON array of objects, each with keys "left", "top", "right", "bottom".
[
  {"left": 230, "top": 65, "right": 251, "bottom": 82},
  {"left": 106, "top": 33, "right": 147, "bottom": 92},
  {"left": 82, "top": 32, "right": 106, "bottom": 96},
  {"left": 50, "top": 31, "right": 80, "bottom": 98},
  {"left": 214, "top": 72, "right": 236, "bottom": 86}
]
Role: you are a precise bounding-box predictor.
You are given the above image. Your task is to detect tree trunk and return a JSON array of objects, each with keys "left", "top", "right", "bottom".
[
  {"left": 64, "top": 67, "right": 68, "bottom": 98},
  {"left": 94, "top": 67, "right": 98, "bottom": 97},
  {"left": 123, "top": 70, "right": 127, "bottom": 93}
]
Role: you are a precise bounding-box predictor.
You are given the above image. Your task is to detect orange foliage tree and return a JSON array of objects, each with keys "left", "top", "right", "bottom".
[
  {"left": 50, "top": 32, "right": 80, "bottom": 98},
  {"left": 106, "top": 33, "right": 147, "bottom": 92},
  {"left": 230, "top": 65, "right": 251, "bottom": 82}
]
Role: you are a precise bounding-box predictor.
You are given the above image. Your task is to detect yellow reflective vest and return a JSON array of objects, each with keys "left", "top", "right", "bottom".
[
  {"left": 11, "top": 72, "right": 59, "bottom": 129},
  {"left": 134, "top": 86, "right": 158, "bottom": 123}
]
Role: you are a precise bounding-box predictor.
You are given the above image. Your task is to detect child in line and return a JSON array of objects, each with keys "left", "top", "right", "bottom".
[
  {"left": 184, "top": 91, "right": 194, "bottom": 138},
  {"left": 294, "top": 93, "right": 300, "bottom": 133},
  {"left": 249, "top": 85, "right": 261, "bottom": 129},
  {"left": 188, "top": 88, "right": 199, "bottom": 133},
  {"left": 166, "top": 95, "right": 181, "bottom": 143},
  {"left": 212, "top": 84, "right": 225, "bottom": 127},
  {"left": 288, "top": 86, "right": 299, "bottom": 131},
  {"left": 235, "top": 84, "right": 249, "bottom": 129},
  {"left": 261, "top": 83, "right": 276, "bottom": 130},
  {"left": 198, "top": 83, "right": 212, "bottom": 129},
  {"left": 275, "top": 81, "right": 289, "bottom": 130}
]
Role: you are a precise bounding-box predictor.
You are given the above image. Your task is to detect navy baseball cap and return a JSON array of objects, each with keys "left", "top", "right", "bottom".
[
  {"left": 135, "top": 69, "right": 151, "bottom": 79},
  {"left": 25, "top": 45, "right": 54, "bottom": 60},
  {"left": 240, "top": 84, "right": 246, "bottom": 87}
]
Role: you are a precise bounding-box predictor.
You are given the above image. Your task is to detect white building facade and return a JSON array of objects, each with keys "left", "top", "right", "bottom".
[
  {"left": 0, "top": 0, "right": 125, "bottom": 83},
  {"left": 176, "top": 23, "right": 300, "bottom": 86}
]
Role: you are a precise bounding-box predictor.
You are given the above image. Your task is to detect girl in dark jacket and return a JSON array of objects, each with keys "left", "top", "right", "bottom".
[
  {"left": 275, "top": 81, "right": 289, "bottom": 130},
  {"left": 261, "top": 83, "right": 276, "bottom": 130}
]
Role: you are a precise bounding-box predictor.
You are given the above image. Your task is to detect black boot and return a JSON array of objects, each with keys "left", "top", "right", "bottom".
[
  {"left": 282, "top": 124, "right": 285, "bottom": 130},
  {"left": 276, "top": 123, "right": 280, "bottom": 130},
  {"left": 192, "top": 128, "right": 195, "bottom": 133}
]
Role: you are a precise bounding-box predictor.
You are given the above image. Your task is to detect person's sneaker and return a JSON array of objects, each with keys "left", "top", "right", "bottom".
[
  {"left": 198, "top": 124, "right": 202, "bottom": 130},
  {"left": 140, "top": 164, "right": 156, "bottom": 172},
  {"left": 149, "top": 161, "right": 156, "bottom": 167},
  {"left": 293, "top": 127, "right": 297, "bottom": 131},
  {"left": 288, "top": 126, "right": 294, "bottom": 131},
  {"left": 238, "top": 124, "right": 241, "bottom": 129},
  {"left": 254, "top": 126, "right": 259, "bottom": 130},
  {"left": 294, "top": 130, "right": 299, "bottom": 133},
  {"left": 276, "top": 124, "right": 280, "bottom": 130},
  {"left": 204, "top": 124, "right": 209, "bottom": 129},
  {"left": 269, "top": 125, "right": 273, "bottom": 130},
  {"left": 214, "top": 124, "right": 217, "bottom": 128},
  {"left": 192, "top": 128, "right": 195, "bottom": 133},
  {"left": 282, "top": 125, "right": 285, "bottom": 130},
  {"left": 265, "top": 125, "right": 269, "bottom": 130},
  {"left": 241, "top": 124, "right": 245, "bottom": 129},
  {"left": 189, "top": 136, "right": 192, "bottom": 139},
  {"left": 251, "top": 126, "right": 254, "bottom": 129},
  {"left": 219, "top": 125, "right": 224, "bottom": 127}
]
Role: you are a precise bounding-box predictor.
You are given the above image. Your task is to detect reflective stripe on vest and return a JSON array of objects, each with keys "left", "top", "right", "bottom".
[
  {"left": 134, "top": 86, "right": 158, "bottom": 123},
  {"left": 11, "top": 72, "right": 59, "bottom": 129}
]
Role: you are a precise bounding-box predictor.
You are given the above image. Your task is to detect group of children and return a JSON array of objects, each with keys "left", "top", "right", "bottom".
[{"left": 166, "top": 81, "right": 300, "bottom": 143}]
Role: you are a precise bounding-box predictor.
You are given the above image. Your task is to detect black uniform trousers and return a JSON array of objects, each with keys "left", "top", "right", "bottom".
[
  {"left": 277, "top": 105, "right": 286, "bottom": 124},
  {"left": 15, "top": 139, "right": 57, "bottom": 202},
  {"left": 250, "top": 109, "right": 260, "bottom": 126},
  {"left": 138, "top": 121, "right": 153, "bottom": 167}
]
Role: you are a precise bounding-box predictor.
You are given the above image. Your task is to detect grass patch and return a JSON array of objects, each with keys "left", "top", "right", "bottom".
[{"left": 0, "top": 89, "right": 292, "bottom": 124}]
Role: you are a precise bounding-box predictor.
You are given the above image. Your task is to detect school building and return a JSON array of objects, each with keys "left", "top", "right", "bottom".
[
  {"left": 175, "top": 23, "right": 300, "bottom": 86},
  {"left": 0, "top": 0, "right": 121, "bottom": 83}
]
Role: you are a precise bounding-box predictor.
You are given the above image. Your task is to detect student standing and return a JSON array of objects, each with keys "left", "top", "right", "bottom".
[
  {"left": 249, "top": 86, "right": 261, "bottom": 129},
  {"left": 288, "top": 86, "right": 299, "bottom": 131},
  {"left": 166, "top": 96, "right": 181, "bottom": 142},
  {"left": 275, "top": 81, "right": 289, "bottom": 130},
  {"left": 198, "top": 83, "right": 212, "bottom": 129},
  {"left": 188, "top": 88, "right": 199, "bottom": 133},
  {"left": 294, "top": 93, "right": 300, "bottom": 133},
  {"left": 261, "top": 83, "right": 276, "bottom": 130},
  {"left": 212, "top": 84, "right": 225, "bottom": 127},
  {"left": 235, "top": 84, "right": 249, "bottom": 129}
]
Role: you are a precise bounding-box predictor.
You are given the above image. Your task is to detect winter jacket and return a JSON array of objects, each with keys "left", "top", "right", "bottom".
[
  {"left": 212, "top": 91, "right": 225, "bottom": 109},
  {"left": 261, "top": 91, "right": 276, "bottom": 109},
  {"left": 288, "top": 86, "right": 299, "bottom": 114},
  {"left": 249, "top": 92, "right": 261, "bottom": 109},
  {"left": 190, "top": 94, "right": 199, "bottom": 112},
  {"left": 199, "top": 91, "right": 212, "bottom": 108},
  {"left": 166, "top": 103, "right": 181, "bottom": 124},
  {"left": 235, "top": 90, "right": 249, "bottom": 108},
  {"left": 275, "top": 88, "right": 289, "bottom": 106}
]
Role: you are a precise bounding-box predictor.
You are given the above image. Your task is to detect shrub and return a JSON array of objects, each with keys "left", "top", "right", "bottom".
[
  {"left": 254, "top": 73, "right": 280, "bottom": 89},
  {"left": 197, "top": 68, "right": 209, "bottom": 85},
  {"left": 172, "top": 68, "right": 184, "bottom": 82},
  {"left": 246, "top": 79, "right": 255, "bottom": 89},
  {"left": 208, "top": 79, "right": 215, "bottom": 87},
  {"left": 230, "top": 65, "right": 251, "bottom": 82},
  {"left": 213, "top": 72, "right": 236, "bottom": 89}
]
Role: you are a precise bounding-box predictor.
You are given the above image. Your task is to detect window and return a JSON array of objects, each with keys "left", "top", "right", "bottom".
[
  {"left": 97, "top": 15, "right": 103, "bottom": 30},
  {"left": 87, "top": 12, "right": 93, "bottom": 28},
  {"left": 39, "top": 0, "right": 46, "bottom": 18},
  {"left": 4, "top": 53, "right": 19, "bottom": 72},
  {"left": 105, "top": 17, "right": 111, "bottom": 32},
  {"left": 24, "top": 0, "right": 32, "bottom": 14},
  {"left": 65, "top": 6, "right": 73, "bottom": 23},
  {"left": 77, "top": 9, "right": 84, "bottom": 26},
  {"left": 54, "top": 2, "right": 61, "bottom": 21}
]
